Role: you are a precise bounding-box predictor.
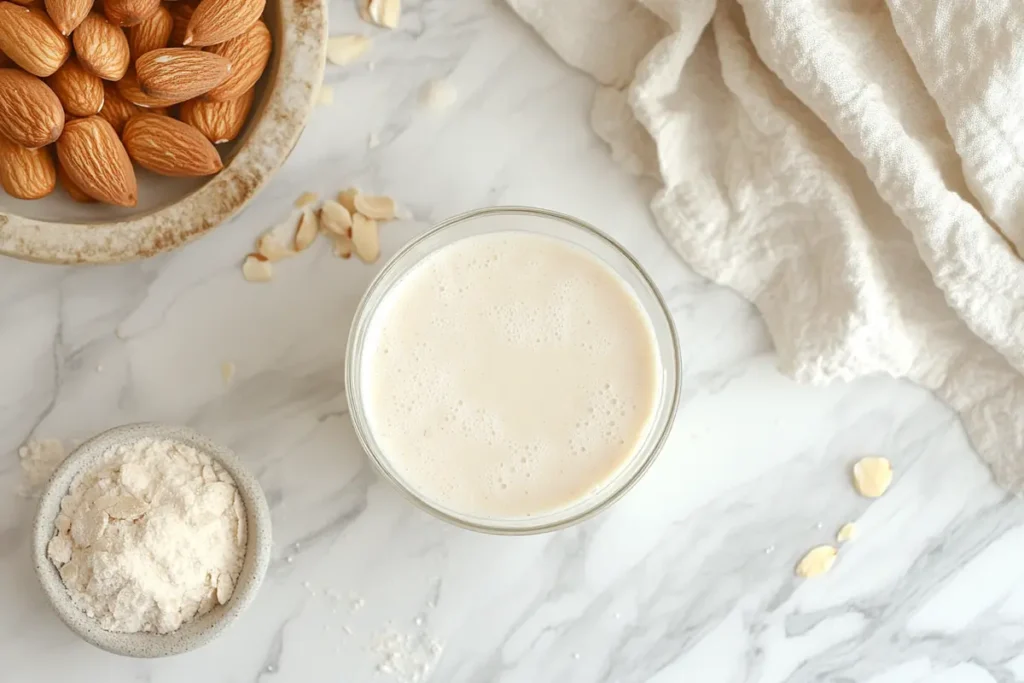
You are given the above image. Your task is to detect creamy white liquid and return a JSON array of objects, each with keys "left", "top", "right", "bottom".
[{"left": 362, "top": 231, "right": 661, "bottom": 518}]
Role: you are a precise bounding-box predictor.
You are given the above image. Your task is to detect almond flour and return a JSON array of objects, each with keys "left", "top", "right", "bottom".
[{"left": 46, "top": 437, "right": 247, "bottom": 634}]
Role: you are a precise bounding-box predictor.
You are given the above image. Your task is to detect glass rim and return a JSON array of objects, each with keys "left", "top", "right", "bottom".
[{"left": 345, "top": 206, "right": 681, "bottom": 535}]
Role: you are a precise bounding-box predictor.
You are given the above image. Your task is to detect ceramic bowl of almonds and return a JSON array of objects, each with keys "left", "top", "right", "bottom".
[
  {"left": 32, "top": 423, "right": 272, "bottom": 657},
  {"left": 0, "top": 0, "right": 327, "bottom": 264}
]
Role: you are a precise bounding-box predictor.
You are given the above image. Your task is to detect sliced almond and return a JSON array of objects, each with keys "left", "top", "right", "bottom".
[
  {"left": 351, "top": 213, "right": 380, "bottom": 263},
  {"left": 293, "top": 207, "right": 318, "bottom": 251},
  {"left": 316, "top": 84, "right": 334, "bottom": 106},
  {"left": 852, "top": 456, "right": 892, "bottom": 498},
  {"left": 256, "top": 215, "right": 298, "bottom": 261},
  {"left": 326, "top": 34, "right": 370, "bottom": 66},
  {"left": 363, "top": 0, "right": 399, "bottom": 29},
  {"left": 333, "top": 233, "right": 353, "bottom": 259},
  {"left": 294, "top": 191, "right": 318, "bottom": 208},
  {"left": 836, "top": 522, "right": 858, "bottom": 544},
  {"left": 353, "top": 193, "right": 395, "bottom": 221},
  {"left": 795, "top": 545, "right": 837, "bottom": 578},
  {"left": 319, "top": 199, "right": 352, "bottom": 235},
  {"left": 242, "top": 253, "right": 272, "bottom": 282},
  {"left": 336, "top": 187, "right": 359, "bottom": 213}
]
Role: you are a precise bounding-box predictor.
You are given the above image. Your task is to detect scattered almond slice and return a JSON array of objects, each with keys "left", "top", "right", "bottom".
[
  {"left": 326, "top": 34, "right": 371, "bottom": 66},
  {"left": 294, "top": 208, "right": 319, "bottom": 252},
  {"left": 354, "top": 193, "right": 395, "bottom": 221},
  {"left": 257, "top": 215, "right": 300, "bottom": 262},
  {"left": 836, "top": 522, "right": 858, "bottom": 543},
  {"left": 242, "top": 254, "right": 273, "bottom": 282},
  {"left": 221, "top": 361, "right": 236, "bottom": 385},
  {"left": 362, "top": 0, "right": 400, "bottom": 28},
  {"left": 337, "top": 187, "right": 360, "bottom": 213},
  {"left": 333, "top": 233, "right": 354, "bottom": 259},
  {"left": 321, "top": 200, "right": 353, "bottom": 235},
  {"left": 294, "top": 191, "right": 319, "bottom": 208},
  {"left": 795, "top": 545, "right": 837, "bottom": 578},
  {"left": 852, "top": 456, "right": 892, "bottom": 498},
  {"left": 352, "top": 213, "right": 380, "bottom": 263},
  {"left": 419, "top": 78, "right": 457, "bottom": 111},
  {"left": 317, "top": 85, "right": 334, "bottom": 106}
]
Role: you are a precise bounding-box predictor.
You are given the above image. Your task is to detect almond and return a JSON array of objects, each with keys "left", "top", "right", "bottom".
[
  {"left": 57, "top": 159, "right": 95, "bottom": 202},
  {"left": 351, "top": 213, "right": 380, "bottom": 263},
  {"left": 0, "top": 3, "right": 70, "bottom": 77},
  {"left": 179, "top": 88, "right": 253, "bottom": 143},
  {"left": 128, "top": 4, "right": 172, "bottom": 60},
  {"left": 97, "top": 79, "right": 140, "bottom": 133},
  {"left": 123, "top": 112, "right": 223, "bottom": 176},
  {"left": 319, "top": 200, "right": 352, "bottom": 235},
  {"left": 337, "top": 187, "right": 359, "bottom": 213},
  {"left": 0, "top": 68, "right": 64, "bottom": 148},
  {"left": 103, "top": 0, "right": 158, "bottom": 26},
  {"left": 242, "top": 253, "right": 272, "bottom": 282},
  {"left": 353, "top": 193, "right": 395, "bottom": 220},
  {"left": 136, "top": 47, "right": 230, "bottom": 100},
  {"left": 167, "top": 2, "right": 193, "bottom": 46},
  {"left": 0, "top": 136, "right": 56, "bottom": 199},
  {"left": 293, "top": 207, "right": 318, "bottom": 251},
  {"left": 44, "top": 0, "right": 93, "bottom": 35},
  {"left": 46, "top": 56, "right": 104, "bottom": 116},
  {"left": 73, "top": 12, "right": 130, "bottom": 81},
  {"left": 362, "top": 0, "right": 399, "bottom": 29},
  {"left": 56, "top": 116, "right": 137, "bottom": 206},
  {"left": 326, "top": 34, "right": 370, "bottom": 66},
  {"left": 332, "top": 232, "right": 353, "bottom": 259},
  {"left": 183, "top": 0, "right": 265, "bottom": 47},
  {"left": 203, "top": 20, "right": 270, "bottom": 102},
  {"left": 117, "top": 68, "right": 188, "bottom": 107}
]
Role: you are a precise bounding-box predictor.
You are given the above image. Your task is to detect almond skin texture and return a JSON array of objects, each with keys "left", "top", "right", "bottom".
[
  {"left": 204, "top": 20, "right": 270, "bottom": 102},
  {"left": 123, "top": 112, "right": 223, "bottom": 176},
  {"left": 0, "top": 3, "right": 71, "bottom": 76},
  {"left": 128, "top": 5, "right": 172, "bottom": 60},
  {"left": 57, "top": 116, "right": 137, "bottom": 206},
  {"left": 183, "top": 0, "right": 265, "bottom": 47},
  {"left": 0, "top": 68, "right": 64, "bottom": 148},
  {"left": 168, "top": 2, "right": 193, "bottom": 46},
  {"left": 0, "top": 136, "right": 56, "bottom": 199},
  {"left": 57, "top": 160, "right": 95, "bottom": 202},
  {"left": 103, "top": 0, "right": 159, "bottom": 27},
  {"left": 179, "top": 88, "right": 253, "bottom": 143},
  {"left": 117, "top": 68, "right": 187, "bottom": 107},
  {"left": 44, "top": 0, "right": 93, "bottom": 35},
  {"left": 97, "top": 80, "right": 140, "bottom": 133},
  {"left": 73, "top": 12, "right": 130, "bottom": 81},
  {"left": 135, "top": 47, "right": 230, "bottom": 100},
  {"left": 0, "top": 50, "right": 9, "bottom": 67},
  {"left": 46, "top": 56, "right": 104, "bottom": 116}
]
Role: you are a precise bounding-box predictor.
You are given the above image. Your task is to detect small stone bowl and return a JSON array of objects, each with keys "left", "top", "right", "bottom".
[{"left": 31, "top": 423, "right": 272, "bottom": 658}]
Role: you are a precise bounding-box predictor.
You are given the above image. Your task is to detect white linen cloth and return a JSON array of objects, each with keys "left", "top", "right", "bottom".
[{"left": 506, "top": 0, "right": 1024, "bottom": 487}]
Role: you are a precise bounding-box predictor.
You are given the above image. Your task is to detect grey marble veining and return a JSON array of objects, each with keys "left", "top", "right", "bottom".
[{"left": 1, "top": 1, "right": 1021, "bottom": 681}]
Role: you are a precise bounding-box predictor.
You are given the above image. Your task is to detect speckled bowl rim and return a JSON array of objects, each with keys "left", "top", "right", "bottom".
[
  {"left": 32, "top": 423, "right": 272, "bottom": 658},
  {"left": 0, "top": 0, "right": 327, "bottom": 265}
]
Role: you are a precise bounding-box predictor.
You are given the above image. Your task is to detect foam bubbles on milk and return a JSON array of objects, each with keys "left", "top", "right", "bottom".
[{"left": 362, "top": 231, "right": 661, "bottom": 518}]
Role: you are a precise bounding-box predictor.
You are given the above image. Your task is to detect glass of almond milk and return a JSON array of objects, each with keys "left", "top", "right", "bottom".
[{"left": 346, "top": 207, "right": 680, "bottom": 533}]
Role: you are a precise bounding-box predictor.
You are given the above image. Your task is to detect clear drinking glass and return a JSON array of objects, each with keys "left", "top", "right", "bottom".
[{"left": 345, "top": 207, "right": 681, "bottom": 534}]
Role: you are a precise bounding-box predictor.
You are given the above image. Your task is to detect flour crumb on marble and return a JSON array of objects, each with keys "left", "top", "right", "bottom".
[
  {"left": 47, "top": 438, "right": 247, "bottom": 634},
  {"left": 372, "top": 627, "right": 444, "bottom": 683},
  {"left": 836, "top": 522, "right": 858, "bottom": 543},
  {"left": 18, "top": 438, "right": 67, "bottom": 497},
  {"left": 418, "top": 79, "right": 457, "bottom": 112},
  {"left": 795, "top": 545, "right": 838, "bottom": 578}
]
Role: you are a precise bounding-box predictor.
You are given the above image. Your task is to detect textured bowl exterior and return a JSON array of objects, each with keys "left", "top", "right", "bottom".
[
  {"left": 0, "top": 0, "right": 327, "bottom": 264},
  {"left": 32, "top": 423, "right": 272, "bottom": 658}
]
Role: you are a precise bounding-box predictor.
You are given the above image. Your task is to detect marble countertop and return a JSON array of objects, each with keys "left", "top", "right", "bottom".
[{"left": 2, "top": 1, "right": 1023, "bottom": 681}]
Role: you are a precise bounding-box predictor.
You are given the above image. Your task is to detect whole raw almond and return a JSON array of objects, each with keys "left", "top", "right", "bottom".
[
  {"left": 73, "top": 12, "right": 130, "bottom": 81},
  {"left": 44, "top": 0, "right": 93, "bottom": 35},
  {"left": 0, "top": 3, "right": 70, "bottom": 77},
  {"left": 128, "top": 5, "right": 172, "bottom": 60},
  {"left": 204, "top": 20, "right": 270, "bottom": 102},
  {"left": 97, "top": 80, "right": 140, "bottom": 133},
  {"left": 56, "top": 116, "right": 137, "bottom": 206},
  {"left": 179, "top": 88, "right": 253, "bottom": 143},
  {"left": 123, "top": 112, "right": 223, "bottom": 176},
  {"left": 57, "top": 160, "right": 95, "bottom": 202},
  {"left": 46, "top": 56, "right": 104, "bottom": 116},
  {"left": 135, "top": 47, "right": 230, "bottom": 100},
  {"left": 0, "top": 68, "right": 64, "bottom": 148},
  {"left": 183, "top": 0, "right": 265, "bottom": 47},
  {"left": 117, "top": 68, "right": 188, "bottom": 107},
  {"left": 0, "top": 136, "right": 56, "bottom": 199},
  {"left": 168, "top": 2, "right": 193, "bottom": 46},
  {"left": 103, "top": 0, "right": 159, "bottom": 26}
]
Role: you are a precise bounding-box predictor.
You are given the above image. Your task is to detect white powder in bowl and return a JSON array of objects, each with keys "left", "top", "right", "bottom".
[{"left": 46, "top": 437, "right": 247, "bottom": 634}]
